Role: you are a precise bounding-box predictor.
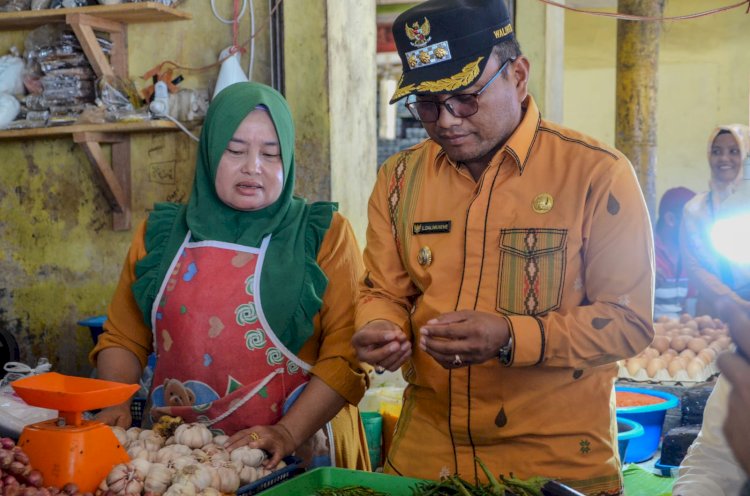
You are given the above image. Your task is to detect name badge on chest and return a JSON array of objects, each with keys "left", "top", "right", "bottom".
[{"left": 413, "top": 221, "right": 451, "bottom": 235}]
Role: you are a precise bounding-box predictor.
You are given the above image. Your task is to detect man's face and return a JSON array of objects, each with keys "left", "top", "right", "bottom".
[{"left": 418, "top": 55, "right": 529, "bottom": 167}]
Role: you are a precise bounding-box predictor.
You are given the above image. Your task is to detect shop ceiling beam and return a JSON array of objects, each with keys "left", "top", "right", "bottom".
[
  {"left": 73, "top": 132, "right": 131, "bottom": 231},
  {"left": 615, "top": 0, "right": 664, "bottom": 220}
]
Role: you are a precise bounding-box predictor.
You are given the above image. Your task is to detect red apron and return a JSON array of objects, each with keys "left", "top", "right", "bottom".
[{"left": 148, "top": 233, "right": 334, "bottom": 467}]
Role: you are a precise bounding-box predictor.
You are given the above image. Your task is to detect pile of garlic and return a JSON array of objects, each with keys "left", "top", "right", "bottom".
[
  {"left": 98, "top": 422, "right": 284, "bottom": 496},
  {"left": 620, "top": 314, "right": 732, "bottom": 382}
]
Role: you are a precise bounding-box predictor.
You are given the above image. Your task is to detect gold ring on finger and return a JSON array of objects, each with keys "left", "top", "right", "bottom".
[{"left": 249, "top": 431, "right": 261, "bottom": 441}]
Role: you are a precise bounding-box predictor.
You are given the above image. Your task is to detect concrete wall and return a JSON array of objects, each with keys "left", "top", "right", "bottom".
[
  {"left": 561, "top": 0, "right": 750, "bottom": 201},
  {"left": 284, "top": 0, "right": 377, "bottom": 243},
  {"left": 0, "top": 2, "right": 272, "bottom": 375}
]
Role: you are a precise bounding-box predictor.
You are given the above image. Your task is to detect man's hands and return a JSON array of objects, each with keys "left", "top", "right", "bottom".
[
  {"left": 420, "top": 310, "right": 510, "bottom": 369},
  {"left": 352, "top": 319, "right": 411, "bottom": 372},
  {"left": 717, "top": 352, "right": 750, "bottom": 474}
]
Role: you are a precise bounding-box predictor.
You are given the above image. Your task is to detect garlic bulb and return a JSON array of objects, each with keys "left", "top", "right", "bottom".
[
  {"left": 126, "top": 427, "right": 143, "bottom": 443},
  {"left": 199, "top": 489, "right": 221, "bottom": 496},
  {"left": 156, "top": 444, "right": 192, "bottom": 464},
  {"left": 230, "top": 446, "right": 266, "bottom": 467},
  {"left": 174, "top": 423, "right": 213, "bottom": 449},
  {"left": 106, "top": 462, "right": 145, "bottom": 496},
  {"left": 144, "top": 462, "right": 174, "bottom": 495},
  {"left": 111, "top": 426, "right": 128, "bottom": 447},
  {"left": 174, "top": 463, "right": 212, "bottom": 491},
  {"left": 170, "top": 455, "right": 198, "bottom": 472},
  {"left": 212, "top": 435, "right": 229, "bottom": 447},
  {"left": 163, "top": 481, "right": 196, "bottom": 496},
  {"left": 209, "top": 462, "right": 241, "bottom": 493},
  {"left": 238, "top": 466, "right": 258, "bottom": 485}
]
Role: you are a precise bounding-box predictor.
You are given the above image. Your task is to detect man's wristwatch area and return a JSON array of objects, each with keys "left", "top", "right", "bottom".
[{"left": 498, "top": 336, "right": 513, "bottom": 365}]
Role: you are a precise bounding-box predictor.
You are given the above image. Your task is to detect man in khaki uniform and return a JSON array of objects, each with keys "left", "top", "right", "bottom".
[{"left": 353, "top": 1, "right": 654, "bottom": 494}]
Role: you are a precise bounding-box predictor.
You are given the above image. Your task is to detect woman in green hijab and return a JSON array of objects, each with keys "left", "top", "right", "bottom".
[{"left": 90, "top": 82, "right": 370, "bottom": 473}]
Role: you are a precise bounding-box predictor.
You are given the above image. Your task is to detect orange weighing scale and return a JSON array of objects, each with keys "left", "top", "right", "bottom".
[{"left": 11, "top": 372, "right": 139, "bottom": 493}]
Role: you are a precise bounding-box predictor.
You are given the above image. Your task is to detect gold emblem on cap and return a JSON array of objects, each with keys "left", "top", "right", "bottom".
[
  {"left": 419, "top": 51, "right": 431, "bottom": 64},
  {"left": 408, "top": 55, "right": 418, "bottom": 68},
  {"left": 405, "top": 17, "right": 431, "bottom": 48},
  {"left": 532, "top": 193, "right": 554, "bottom": 214},
  {"left": 434, "top": 47, "right": 447, "bottom": 59},
  {"left": 417, "top": 246, "right": 433, "bottom": 267}
]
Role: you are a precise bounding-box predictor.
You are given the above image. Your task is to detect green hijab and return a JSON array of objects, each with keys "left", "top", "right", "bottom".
[{"left": 132, "top": 82, "right": 335, "bottom": 354}]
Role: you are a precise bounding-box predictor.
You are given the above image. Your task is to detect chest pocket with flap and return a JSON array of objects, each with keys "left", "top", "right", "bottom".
[{"left": 497, "top": 228, "right": 567, "bottom": 316}]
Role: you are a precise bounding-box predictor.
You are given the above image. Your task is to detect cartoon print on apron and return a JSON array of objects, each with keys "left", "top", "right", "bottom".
[{"left": 148, "top": 233, "right": 335, "bottom": 468}]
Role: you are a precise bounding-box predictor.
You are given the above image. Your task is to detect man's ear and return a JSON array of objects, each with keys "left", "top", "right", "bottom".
[{"left": 512, "top": 56, "right": 530, "bottom": 102}]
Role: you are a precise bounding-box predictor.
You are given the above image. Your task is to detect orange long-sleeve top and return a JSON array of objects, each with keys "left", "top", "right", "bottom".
[
  {"left": 356, "top": 97, "right": 655, "bottom": 495},
  {"left": 91, "top": 211, "right": 368, "bottom": 406}
]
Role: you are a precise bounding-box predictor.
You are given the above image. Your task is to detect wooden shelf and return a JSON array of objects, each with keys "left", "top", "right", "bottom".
[
  {"left": 0, "top": 3, "right": 193, "bottom": 230},
  {"left": 0, "top": 2, "right": 191, "bottom": 30},
  {"left": 0, "top": 120, "right": 182, "bottom": 140}
]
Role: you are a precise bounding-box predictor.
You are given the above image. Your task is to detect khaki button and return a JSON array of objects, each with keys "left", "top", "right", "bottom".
[
  {"left": 417, "top": 246, "right": 433, "bottom": 266},
  {"left": 532, "top": 193, "right": 554, "bottom": 213}
]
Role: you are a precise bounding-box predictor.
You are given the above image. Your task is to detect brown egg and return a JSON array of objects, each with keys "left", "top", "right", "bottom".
[
  {"left": 667, "top": 358, "right": 686, "bottom": 377},
  {"left": 642, "top": 347, "right": 660, "bottom": 359},
  {"left": 697, "top": 315, "right": 714, "bottom": 329},
  {"left": 670, "top": 336, "right": 689, "bottom": 352},
  {"left": 678, "top": 327, "right": 696, "bottom": 337},
  {"left": 686, "top": 359, "right": 705, "bottom": 379},
  {"left": 654, "top": 323, "right": 666, "bottom": 335},
  {"left": 663, "top": 348, "right": 678, "bottom": 357},
  {"left": 687, "top": 337, "right": 708, "bottom": 353},
  {"left": 665, "top": 321, "right": 680, "bottom": 331},
  {"left": 679, "top": 348, "right": 696, "bottom": 360},
  {"left": 626, "top": 357, "right": 646, "bottom": 376},
  {"left": 679, "top": 313, "right": 692, "bottom": 324},
  {"left": 646, "top": 358, "right": 666, "bottom": 378},
  {"left": 715, "top": 336, "right": 733, "bottom": 350},
  {"left": 656, "top": 315, "right": 671, "bottom": 323},
  {"left": 652, "top": 335, "right": 670, "bottom": 353},
  {"left": 696, "top": 348, "right": 716, "bottom": 366},
  {"left": 684, "top": 320, "right": 699, "bottom": 331}
]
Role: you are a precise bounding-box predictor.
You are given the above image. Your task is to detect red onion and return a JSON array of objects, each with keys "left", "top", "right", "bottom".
[
  {"left": 0, "top": 440, "right": 14, "bottom": 450},
  {"left": 11, "top": 454, "right": 27, "bottom": 466},
  {"left": 2, "top": 476, "right": 18, "bottom": 487},
  {"left": 35, "top": 490, "right": 50, "bottom": 496},
  {"left": 8, "top": 463, "right": 29, "bottom": 478},
  {"left": 0, "top": 451, "right": 14, "bottom": 470},
  {"left": 21, "top": 487, "right": 38, "bottom": 496},
  {"left": 60, "top": 484, "right": 77, "bottom": 495},
  {"left": 24, "top": 471, "right": 42, "bottom": 489}
]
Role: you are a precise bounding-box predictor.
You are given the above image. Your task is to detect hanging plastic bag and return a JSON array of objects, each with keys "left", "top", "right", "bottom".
[
  {"left": 0, "top": 51, "right": 25, "bottom": 96},
  {"left": 0, "top": 359, "right": 57, "bottom": 438}
]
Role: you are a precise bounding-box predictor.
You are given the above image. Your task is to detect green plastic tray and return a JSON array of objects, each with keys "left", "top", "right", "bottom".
[{"left": 259, "top": 467, "right": 424, "bottom": 495}]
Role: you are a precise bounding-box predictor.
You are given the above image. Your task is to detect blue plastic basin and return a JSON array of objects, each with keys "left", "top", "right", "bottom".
[
  {"left": 616, "top": 416, "right": 644, "bottom": 462},
  {"left": 78, "top": 315, "right": 107, "bottom": 344},
  {"left": 616, "top": 386, "right": 679, "bottom": 463}
]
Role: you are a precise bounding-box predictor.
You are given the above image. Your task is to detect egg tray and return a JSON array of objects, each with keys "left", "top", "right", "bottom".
[{"left": 617, "top": 359, "right": 719, "bottom": 386}]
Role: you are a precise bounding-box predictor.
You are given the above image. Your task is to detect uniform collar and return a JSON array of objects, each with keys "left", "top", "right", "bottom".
[{"left": 435, "top": 95, "right": 541, "bottom": 175}]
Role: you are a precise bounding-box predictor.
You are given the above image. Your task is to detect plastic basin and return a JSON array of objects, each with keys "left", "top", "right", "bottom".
[
  {"left": 616, "top": 386, "right": 679, "bottom": 463},
  {"left": 616, "top": 416, "right": 644, "bottom": 462},
  {"left": 78, "top": 315, "right": 107, "bottom": 345}
]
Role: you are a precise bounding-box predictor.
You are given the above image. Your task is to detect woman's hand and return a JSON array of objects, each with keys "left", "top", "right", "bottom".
[
  {"left": 94, "top": 402, "right": 132, "bottom": 429},
  {"left": 420, "top": 310, "right": 510, "bottom": 369},
  {"left": 226, "top": 423, "right": 297, "bottom": 469},
  {"left": 352, "top": 319, "right": 411, "bottom": 372}
]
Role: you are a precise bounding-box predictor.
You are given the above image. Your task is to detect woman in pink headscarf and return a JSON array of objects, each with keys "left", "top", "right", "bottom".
[{"left": 680, "top": 124, "right": 750, "bottom": 317}]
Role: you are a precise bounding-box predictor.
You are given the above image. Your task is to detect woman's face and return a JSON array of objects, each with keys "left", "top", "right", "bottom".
[
  {"left": 215, "top": 109, "right": 284, "bottom": 211},
  {"left": 709, "top": 132, "right": 743, "bottom": 185}
]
